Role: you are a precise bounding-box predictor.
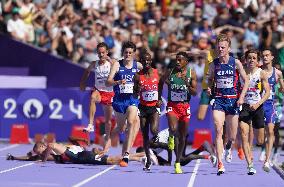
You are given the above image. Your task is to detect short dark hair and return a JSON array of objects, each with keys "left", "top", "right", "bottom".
[
  {"left": 122, "top": 41, "right": 136, "bottom": 53},
  {"left": 176, "top": 51, "right": 189, "bottom": 61},
  {"left": 33, "top": 142, "right": 45, "bottom": 153},
  {"left": 97, "top": 42, "right": 109, "bottom": 50},
  {"left": 136, "top": 146, "right": 145, "bottom": 153},
  {"left": 245, "top": 49, "right": 260, "bottom": 61},
  {"left": 262, "top": 48, "right": 274, "bottom": 56}
]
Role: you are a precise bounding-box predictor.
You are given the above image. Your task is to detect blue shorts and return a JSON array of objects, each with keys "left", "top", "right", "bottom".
[
  {"left": 112, "top": 95, "right": 139, "bottom": 114},
  {"left": 263, "top": 102, "right": 276, "bottom": 125},
  {"left": 212, "top": 98, "right": 239, "bottom": 115}
]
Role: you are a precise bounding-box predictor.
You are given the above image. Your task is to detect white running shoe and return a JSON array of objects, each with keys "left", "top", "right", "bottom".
[
  {"left": 149, "top": 149, "right": 159, "bottom": 165},
  {"left": 225, "top": 148, "right": 232, "bottom": 163},
  {"left": 259, "top": 150, "right": 266, "bottom": 162},
  {"left": 247, "top": 165, "right": 256, "bottom": 175},
  {"left": 263, "top": 161, "right": 270, "bottom": 172},
  {"left": 83, "top": 124, "right": 94, "bottom": 133},
  {"left": 209, "top": 155, "right": 217, "bottom": 167}
]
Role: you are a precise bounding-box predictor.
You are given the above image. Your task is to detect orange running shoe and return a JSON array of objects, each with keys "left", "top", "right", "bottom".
[
  {"left": 217, "top": 162, "right": 225, "bottom": 175},
  {"left": 119, "top": 159, "right": 128, "bottom": 167},
  {"left": 119, "top": 152, "right": 129, "bottom": 167},
  {"left": 238, "top": 148, "right": 245, "bottom": 160}
]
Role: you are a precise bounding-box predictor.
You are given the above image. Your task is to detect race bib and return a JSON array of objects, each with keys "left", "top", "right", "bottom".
[
  {"left": 68, "top": 146, "right": 84, "bottom": 154},
  {"left": 119, "top": 83, "right": 133, "bottom": 93},
  {"left": 216, "top": 78, "right": 233, "bottom": 88},
  {"left": 171, "top": 91, "right": 187, "bottom": 101},
  {"left": 142, "top": 91, "right": 158, "bottom": 101}
]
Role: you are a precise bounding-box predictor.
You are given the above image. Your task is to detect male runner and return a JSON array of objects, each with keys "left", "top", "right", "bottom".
[
  {"left": 161, "top": 51, "right": 198, "bottom": 174},
  {"left": 80, "top": 42, "right": 114, "bottom": 152},
  {"left": 206, "top": 34, "right": 249, "bottom": 175},
  {"left": 31, "top": 142, "right": 145, "bottom": 165},
  {"left": 139, "top": 128, "right": 217, "bottom": 167},
  {"left": 133, "top": 52, "right": 163, "bottom": 171},
  {"left": 106, "top": 41, "right": 143, "bottom": 167},
  {"left": 239, "top": 49, "right": 270, "bottom": 175},
  {"left": 261, "top": 49, "right": 284, "bottom": 172}
]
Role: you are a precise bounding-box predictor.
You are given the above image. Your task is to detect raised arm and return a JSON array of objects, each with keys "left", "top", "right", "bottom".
[
  {"left": 79, "top": 61, "right": 96, "bottom": 91},
  {"left": 236, "top": 59, "right": 249, "bottom": 105}
]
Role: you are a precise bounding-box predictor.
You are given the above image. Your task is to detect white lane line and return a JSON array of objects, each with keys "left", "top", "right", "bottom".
[
  {"left": 0, "top": 144, "right": 19, "bottom": 152},
  {"left": 187, "top": 159, "right": 201, "bottom": 187},
  {"left": 72, "top": 165, "right": 117, "bottom": 187},
  {"left": 0, "top": 163, "right": 34, "bottom": 174}
]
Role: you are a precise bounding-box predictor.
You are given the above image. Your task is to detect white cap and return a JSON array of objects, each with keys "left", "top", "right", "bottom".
[
  {"left": 236, "top": 8, "right": 244, "bottom": 14},
  {"left": 95, "top": 19, "right": 104, "bottom": 25},
  {"left": 147, "top": 0, "right": 156, "bottom": 3},
  {"left": 133, "top": 29, "right": 142, "bottom": 35},
  {"left": 147, "top": 19, "right": 156, "bottom": 25}
]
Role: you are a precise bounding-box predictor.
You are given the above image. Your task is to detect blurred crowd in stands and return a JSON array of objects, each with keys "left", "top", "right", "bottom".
[{"left": 0, "top": 0, "right": 284, "bottom": 82}]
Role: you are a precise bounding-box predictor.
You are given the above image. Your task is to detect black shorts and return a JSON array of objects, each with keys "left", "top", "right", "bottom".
[
  {"left": 64, "top": 150, "right": 108, "bottom": 165},
  {"left": 138, "top": 104, "right": 159, "bottom": 118},
  {"left": 239, "top": 103, "right": 264, "bottom": 129}
]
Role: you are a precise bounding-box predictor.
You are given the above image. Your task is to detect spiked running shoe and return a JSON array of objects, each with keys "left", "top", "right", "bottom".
[
  {"left": 247, "top": 164, "right": 256, "bottom": 175},
  {"left": 175, "top": 163, "right": 183, "bottom": 174},
  {"left": 225, "top": 148, "right": 232, "bottom": 163},
  {"left": 83, "top": 124, "right": 94, "bottom": 133},
  {"left": 217, "top": 162, "right": 225, "bottom": 175}
]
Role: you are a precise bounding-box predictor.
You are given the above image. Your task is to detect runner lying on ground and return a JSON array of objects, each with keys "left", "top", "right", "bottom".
[
  {"left": 6, "top": 136, "right": 90, "bottom": 161},
  {"left": 7, "top": 138, "right": 145, "bottom": 165},
  {"left": 136, "top": 128, "right": 217, "bottom": 167}
]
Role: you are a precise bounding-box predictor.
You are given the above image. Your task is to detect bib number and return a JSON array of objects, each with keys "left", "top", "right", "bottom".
[
  {"left": 216, "top": 78, "right": 233, "bottom": 88},
  {"left": 119, "top": 83, "right": 133, "bottom": 93},
  {"left": 171, "top": 91, "right": 187, "bottom": 101},
  {"left": 142, "top": 91, "right": 158, "bottom": 101}
]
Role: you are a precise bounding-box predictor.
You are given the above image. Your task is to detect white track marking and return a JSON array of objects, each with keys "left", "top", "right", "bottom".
[
  {"left": 187, "top": 159, "right": 201, "bottom": 187},
  {"left": 72, "top": 165, "right": 117, "bottom": 187},
  {"left": 0, "top": 163, "right": 34, "bottom": 174},
  {"left": 0, "top": 144, "right": 19, "bottom": 152}
]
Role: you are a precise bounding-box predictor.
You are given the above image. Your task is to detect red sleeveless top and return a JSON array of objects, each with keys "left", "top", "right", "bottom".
[{"left": 139, "top": 69, "right": 159, "bottom": 107}]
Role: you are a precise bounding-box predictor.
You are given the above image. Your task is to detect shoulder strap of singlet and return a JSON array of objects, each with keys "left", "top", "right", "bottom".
[{"left": 133, "top": 60, "right": 137, "bottom": 70}]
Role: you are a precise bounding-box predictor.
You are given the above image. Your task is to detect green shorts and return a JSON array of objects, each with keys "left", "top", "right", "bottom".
[{"left": 199, "top": 89, "right": 210, "bottom": 105}]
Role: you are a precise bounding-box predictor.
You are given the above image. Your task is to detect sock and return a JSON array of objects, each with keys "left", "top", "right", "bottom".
[{"left": 225, "top": 141, "right": 232, "bottom": 150}]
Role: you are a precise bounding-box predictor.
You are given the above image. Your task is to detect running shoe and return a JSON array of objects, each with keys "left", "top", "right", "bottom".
[
  {"left": 259, "top": 150, "right": 265, "bottom": 161},
  {"left": 174, "top": 162, "right": 183, "bottom": 174},
  {"left": 263, "top": 161, "right": 270, "bottom": 172},
  {"left": 238, "top": 148, "right": 245, "bottom": 160},
  {"left": 143, "top": 160, "right": 152, "bottom": 171},
  {"left": 217, "top": 162, "right": 225, "bottom": 175},
  {"left": 83, "top": 124, "right": 95, "bottom": 133},
  {"left": 168, "top": 136, "right": 175, "bottom": 150},
  {"left": 119, "top": 152, "right": 129, "bottom": 167},
  {"left": 6, "top": 153, "right": 14, "bottom": 160},
  {"left": 225, "top": 148, "right": 232, "bottom": 163},
  {"left": 247, "top": 163, "right": 256, "bottom": 175},
  {"left": 209, "top": 155, "right": 217, "bottom": 167}
]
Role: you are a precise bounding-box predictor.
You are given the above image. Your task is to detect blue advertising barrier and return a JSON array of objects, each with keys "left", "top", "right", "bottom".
[{"left": 0, "top": 88, "right": 214, "bottom": 142}]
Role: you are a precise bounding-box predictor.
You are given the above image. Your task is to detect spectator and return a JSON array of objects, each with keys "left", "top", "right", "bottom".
[{"left": 7, "top": 8, "right": 28, "bottom": 42}]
